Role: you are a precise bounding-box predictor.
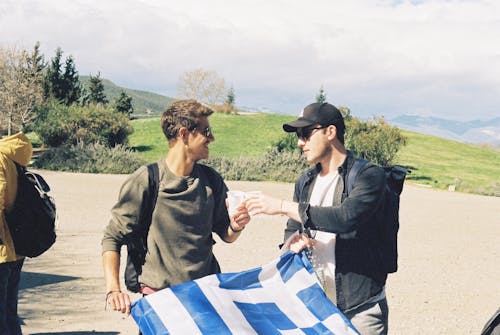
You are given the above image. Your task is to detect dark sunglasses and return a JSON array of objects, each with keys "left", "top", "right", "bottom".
[
  {"left": 296, "top": 126, "right": 326, "bottom": 141},
  {"left": 193, "top": 126, "right": 214, "bottom": 138}
]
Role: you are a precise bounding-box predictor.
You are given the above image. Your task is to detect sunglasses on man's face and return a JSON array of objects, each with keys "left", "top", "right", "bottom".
[
  {"left": 295, "top": 126, "right": 326, "bottom": 141},
  {"left": 193, "top": 126, "right": 214, "bottom": 138}
]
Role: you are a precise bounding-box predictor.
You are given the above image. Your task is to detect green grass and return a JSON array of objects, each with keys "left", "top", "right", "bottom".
[
  {"left": 208, "top": 113, "right": 295, "bottom": 157},
  {"left": 396, "top": 130, "right": 500, "bottom": 195},
  {"left": 129, "top": 114, "right": 500, "bottom": 196},
  {"left": 128, "top": 118, "right": 166, "bottom": 162},
  {"left": 128, "top": 113, "right": 296, "bottom": 162}
]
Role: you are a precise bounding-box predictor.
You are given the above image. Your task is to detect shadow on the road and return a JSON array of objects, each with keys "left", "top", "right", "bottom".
[
  {"left": 20, "top": 271, "right": 79, "bottom": 290},
  {"left": 30, "top": 332, "right": 120, "bottom": 335}
]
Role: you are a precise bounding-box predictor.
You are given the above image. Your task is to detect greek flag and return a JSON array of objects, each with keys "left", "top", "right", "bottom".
[{"left": 131, "top": 251, "right": 359, "bottom": 335}]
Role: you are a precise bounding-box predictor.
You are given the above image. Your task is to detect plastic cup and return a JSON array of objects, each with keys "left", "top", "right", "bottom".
[
  {"left": 244, "top": 191, "right": 262, "bottom": 216},
  {"left": 244, "top": 191, "right": 262, "bottom": 199},
  {"left": 227, "top": 190, "right": 245, "bottom": 216}
]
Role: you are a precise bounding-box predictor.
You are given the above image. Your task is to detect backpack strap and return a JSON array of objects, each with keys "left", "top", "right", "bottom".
[
  {"left": 346, "top": 158, "right": 368, "bottom": 196},
  {"left": 13, "top": 162, "right": 27, "bottom": 182}
]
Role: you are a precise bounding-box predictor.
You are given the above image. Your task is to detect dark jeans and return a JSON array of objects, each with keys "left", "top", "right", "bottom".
[{"left": 0, "top": 258, "right": 24, "bottom": 335}]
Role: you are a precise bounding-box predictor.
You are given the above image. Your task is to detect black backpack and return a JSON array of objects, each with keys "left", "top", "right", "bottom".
[
  {"left": 124, "top": 163, "right": 159, "bottom": 293},
  {"left": 346, "top": 158, "right": 409, "bottom": 273},
  {"left": 6, "top": 163, "right": 57, "bottom": 258}
]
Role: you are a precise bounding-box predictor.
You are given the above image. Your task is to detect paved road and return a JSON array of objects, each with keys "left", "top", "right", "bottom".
[{"left": 18, "top": 170, "right": 500, "bottom": 334}]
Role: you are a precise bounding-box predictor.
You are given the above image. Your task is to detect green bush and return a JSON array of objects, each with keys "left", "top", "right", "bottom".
[
  {"left": 345, "top": 117, "right": 407, "bottom": 166},
  {"left": 204, "top": 156, "right": 262, "bottom": 181},
  {"left": 259, "top": 148, "right": 309, "bottom": 182},
  {"left": 204, "top": 148, "right": 309, "bottom": 183},
  {"left": 269, "top": 117, "right": 407, "bottom": 167},
  {"left": 272, "top": 133, "right": 299, "bottom": 153},
  {"left": 35, "top": 103, "right": 133, "bottom": 147},
  {"left": 33, "top": 142, "right": 146, "bottom": 174},
  {"left": 35, "top": 103, "right": 73, "bottom": 146}
]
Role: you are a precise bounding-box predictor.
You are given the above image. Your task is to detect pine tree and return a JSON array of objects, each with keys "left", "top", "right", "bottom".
[
  {"left": 43, "top": 48, "right": 81, "bottom": 105},
  {"left": 24, "top": 42, "right": 46, "bottom": 124},
  {"left": 88, "top": 72, "right": 108, "bottom": 105},
  {"left": 43, "top": 47, "right": 63, "bottom": 101},
  {"left": 225, "top": 86, "right": 235, "bottom": 106},
  {"left": 113, "top": 90, "right": 133, "bottom": 118},
  {"left": 62, "top": 56, "right": 81, "bottom": 105},
  {"left": 26, "top": 42, "right": 46, "bottom": 82},
  {"left": 315, "top": 85, "right": 327, "bottom": 104}
]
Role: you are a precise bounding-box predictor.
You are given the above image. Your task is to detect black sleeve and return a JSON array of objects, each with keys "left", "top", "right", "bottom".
[
  {"left": 301, "top": 164, "right": 386, "bottom": 234},
  {"left": 284, "top": 176, "right": 305, "bottom": 242}
]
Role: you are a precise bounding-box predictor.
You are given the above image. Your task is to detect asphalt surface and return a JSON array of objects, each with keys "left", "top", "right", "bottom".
[{"left": 17, "top": 170, "right": 500, "bottom": 335}]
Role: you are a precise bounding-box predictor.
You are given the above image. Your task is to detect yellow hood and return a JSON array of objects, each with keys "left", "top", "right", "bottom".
[{"left": 0, "top": 132, "right": 33, "bottom": 166}]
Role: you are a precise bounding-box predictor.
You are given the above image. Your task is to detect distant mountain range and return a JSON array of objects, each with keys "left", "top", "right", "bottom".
[{"left": 389, "top": 115, "right": 500, "bottom": 146}]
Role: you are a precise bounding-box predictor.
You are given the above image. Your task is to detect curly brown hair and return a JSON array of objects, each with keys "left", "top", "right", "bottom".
[{"left": 161, "top": 99, "right": 214, "bottom": 141}]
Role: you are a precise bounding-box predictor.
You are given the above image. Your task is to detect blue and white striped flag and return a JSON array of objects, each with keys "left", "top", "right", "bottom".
[{"left": 131, "top": 251, "right": 359, "bottom": 335}]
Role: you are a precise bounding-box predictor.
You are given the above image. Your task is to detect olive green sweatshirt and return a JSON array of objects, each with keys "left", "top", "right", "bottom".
[{"left": 102, "top": 159, "right": 230, "bottom": 290}]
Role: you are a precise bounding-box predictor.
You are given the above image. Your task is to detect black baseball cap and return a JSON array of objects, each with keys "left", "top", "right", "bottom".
[{"left": 283, "top": 102, "right": 345, "bottom": 133}]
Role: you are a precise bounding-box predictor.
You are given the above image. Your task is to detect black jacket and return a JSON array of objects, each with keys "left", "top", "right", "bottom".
[{"left": 285, "top": 152, "right": 387, "bottom": 312}]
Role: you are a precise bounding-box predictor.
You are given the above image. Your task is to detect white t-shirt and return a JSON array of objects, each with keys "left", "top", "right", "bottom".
[
  {"left": 308, "top": 172, "right": 340, "bottom": 303},
  {"left": 309, "top": 172, "right": 338, "bottom": 207}
]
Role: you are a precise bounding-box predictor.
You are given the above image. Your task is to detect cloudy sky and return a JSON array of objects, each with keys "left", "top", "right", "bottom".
[{"left": 1, "top": 0, "right": 499, "bottom": 120}]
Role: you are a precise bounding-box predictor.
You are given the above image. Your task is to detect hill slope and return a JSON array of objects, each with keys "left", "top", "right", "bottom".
[
  {"left": 80, "top": 76, "right": 174, "bottom": 117},
  {"left": 130, "top": 115, "right": 500, "bottom": 196},
  {"left": 396, "top": 130, "right": 499, "bottom": 195},
  {"left": 76, "top": 78, "right": 499, "bottom": 195}
]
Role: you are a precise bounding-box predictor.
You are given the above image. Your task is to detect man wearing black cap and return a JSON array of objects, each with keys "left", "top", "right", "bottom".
[{"left": 246, "top": 102, "right": 388, "bottom": 335}]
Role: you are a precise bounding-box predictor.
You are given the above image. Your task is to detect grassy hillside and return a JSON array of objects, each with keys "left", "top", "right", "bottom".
[
  {"left": 130, "top": 114, "right": 500, "bottom": 196},
  {"left": 129, "top": 112, "right": 295, "bottom": 162},
  {"left": 80, "top": 76, "right": 174, "bottom": 117},
  {"left": 396, "top": 130, "right": 499, "bottom": 195}
]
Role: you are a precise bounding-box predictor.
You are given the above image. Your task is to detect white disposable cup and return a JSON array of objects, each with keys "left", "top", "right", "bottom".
[
  {"left": 227, "top": 190, "right": 245, "bottom": 216},
  {"left": 244, "top": 191, "right": 262, "bottom": 216},
  {"left": 244, "top": 191, "right": 262, "bottom": 199}
]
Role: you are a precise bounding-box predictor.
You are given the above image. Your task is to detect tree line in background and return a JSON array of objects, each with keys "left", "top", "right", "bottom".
[
  {"left": 0, "top": 42, "right": 134, "bottom": 145},
  {"left": 0, "top": 44, "right": 236, "bottom": 147},
  {"left": 1, "top": 42, "right": 406, "bottom": 174}
]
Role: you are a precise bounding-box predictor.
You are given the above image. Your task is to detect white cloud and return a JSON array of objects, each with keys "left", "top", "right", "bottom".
[{"left": 1, "top": 0, "right": 499, "bottom": 120}]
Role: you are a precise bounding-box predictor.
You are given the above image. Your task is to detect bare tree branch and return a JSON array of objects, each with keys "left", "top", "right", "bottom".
[
  {"left": 0, "top": 46, "right": 44, "bottom": 135},
  {"left": 177, "top": 68, "right": 226, "bottom": 106}
]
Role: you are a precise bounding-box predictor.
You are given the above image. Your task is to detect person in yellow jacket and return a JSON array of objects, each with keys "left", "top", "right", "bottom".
[{"left": 0, "top": 132, "right": 32, "bottom": 335}]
